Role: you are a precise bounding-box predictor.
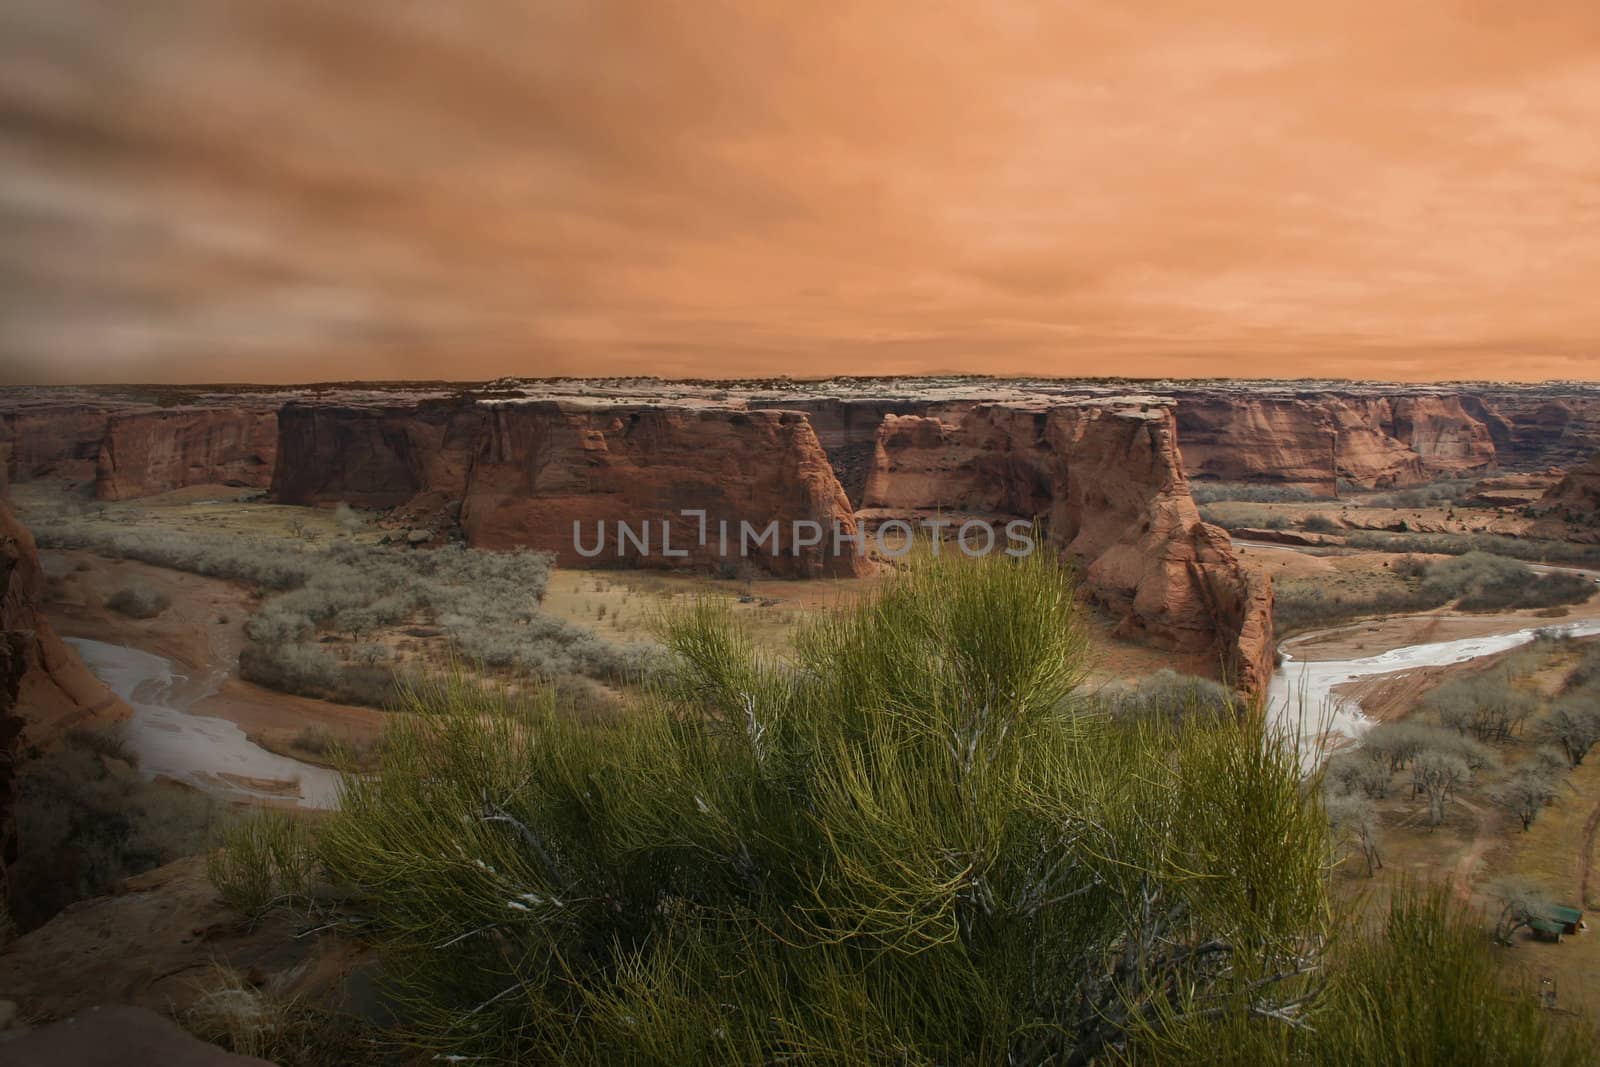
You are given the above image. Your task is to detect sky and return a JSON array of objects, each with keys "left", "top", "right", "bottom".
[{"left": 2, "top": 1, "right": 1598, "bottom": 385}]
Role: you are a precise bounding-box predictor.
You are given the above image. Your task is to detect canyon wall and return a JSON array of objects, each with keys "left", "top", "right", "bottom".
[
  {"left": 1538, "top": 454, "right": 1600, "bottom": 518},
  {"left": 1173, "top": 393, "right": 1498, "bottom": 493},
  {"left": 12, "top": 382, "right": 1600, "bottom": 501},
  {"left": 1, "top": 404, "right": 121, "bottom": 483},
  {"left": 461, "top": 403, "right": 868, "bottom": 578},
  {"left": 859, "top": 398, "right": 1274, "bottom": 690},
  {"left": 269, "top": 398, "right": 483, "bottom": 510},
  {"left": 95, "top": 409, "right": 278, "bottom": 500}
]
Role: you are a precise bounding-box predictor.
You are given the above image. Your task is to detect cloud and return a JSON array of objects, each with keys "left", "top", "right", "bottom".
[{"left": 1, "top": 0, "right": 1598, "bottom": 383}]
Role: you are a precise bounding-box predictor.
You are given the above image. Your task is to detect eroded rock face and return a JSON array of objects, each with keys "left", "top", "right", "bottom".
[
  {"left": 270, "top": 398, "right": 483, "bottom": 510},
  {"left": 858, "top": 399, "right": 1275, "bottom": 691},
  {"left": 0, "top": 405, "right": 121, "bottom": 484},
  {"left": 0, "top": 503, "right": 125, "bottom": 743},
  {"left": 462, "top": 403, "right": 869, "bottom": 578},
  {"left": 0, "top": 502, "right": 127, "bottom": 901},
  {"left": 1539, "top": 454, "right": 1600, "bottom": 518},
  {"left": 95, "top": 409, "right": 278, "bottom": 500},
  {"left": 1175, "top": 393, "right": 1497, "bottom": 493}
]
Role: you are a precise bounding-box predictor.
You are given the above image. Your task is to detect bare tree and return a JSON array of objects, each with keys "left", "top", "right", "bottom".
[
  {"left": 1538, "top": 703, "right": 1600, "bottom": 767},
  {"left": 1412, "top": 750, "right": 1469, "bottom": 827},
  {"left": 1491, "top": 770, "right": 1559, "bottom": 832},
  {"left": 1327, "top": 793, "right": 1383, "bottom": 876},
  {"left": 1487, "top": 876, "right": 1555, "bottom": 945}
]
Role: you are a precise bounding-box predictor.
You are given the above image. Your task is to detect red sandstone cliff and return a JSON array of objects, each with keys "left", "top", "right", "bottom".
[
  {"left": 1538, "top": 455, "right": 1600, "bottom": 518},
  {"left": 96, "top": 409, "right": 278, "bottom": 500},
  {"left": 1175, "top": 394, "right": 1496, "bottom": 494},
  {"left": 860, "top": 399, "right": 1275, "bottom": 692},
  {"left": 461, "top": 403, "right": 869, "bottom": 579},
  {"left": 269, "top": 398, "right": 483, "bottom": 510},
  {"left": 0, "top": 502, "right": 127, "bottom": 742},
  {"left": 1, "top": 405, "right": 120, "bottom": 484}
]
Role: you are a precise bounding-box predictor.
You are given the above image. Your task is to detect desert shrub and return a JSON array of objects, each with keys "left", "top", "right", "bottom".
[
  {"left": 1420, "top": 552, "right": 1594, "bottom": 612},
  {"left": 206, "top": 809, "right": 319, "bottom": 921},
  {"left": 1189, "top": 483, "right": 1321, "bottom": 504},
  {"left": 1089, "top": 668, "right": 1238, "bottom": 724},
  {"left": 1563, "top": 645, "right": 1600, "bottom": 693},
  {"left": 240, "top": 642, "right": 340, "bottom": 694},
  {"left": 1274, "top": 582, "right": 1446, "bottom": 633},
  {"left": 334, "top": 501, "right": 364, "bottom": 533},
  {"left": 1302, "top": 513, "right": 1340, "bottom": 533},
  {"left": 10, "top": 728, "right": 221, "bottom": 929},
  {"left": 33, "top": 514, "right": 657, "bottom": 691},
  {"left": 106, "top": 578, "right": 170, "bottom": 619},
  {"left": 1276, "top": 551, "right": 1594, "bottom": 634},
  {"left": 316, "top": 553, "right": 1582, "bottom": 1064},
  {"left": 1364, "top": 478, "right": 1478, "bottom": 509},
  {"left": 319, "top": 553, "right": 1347, "bottom": 1063},
  {"left": 1343, "top": 529, "right": 1600, "bottom": 567},
  {"left": 239, "top": 642, "right": 407, "bottom": 708}
]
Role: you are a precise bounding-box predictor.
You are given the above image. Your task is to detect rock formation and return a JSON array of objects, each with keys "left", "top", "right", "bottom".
[
  {"left": 860, "top": 398, "right": 1274, "bottom": 691},
  {"left": 1538, "top": 454, "right": 1600, "bottom": 519},
  {"left": 0, "top": 502, "right": 127, "bottom": 902},
  {"left": 461, "top": 403, "right": 870, "bottom": 579},
  {"left": 0, "top": 402, "right": 122, "bottom": 483},
  {"left": 1174, "top": 393, "right": 1498, "bottom": 494},
  {"left": 0, "top": 502, "right": 126, "bottom": 743},
  {"left": 95, "top": 409, "right": 278, "bottom": 500},
  {"left": 269, "top": 397, "right": 483, "bottom": 511}
]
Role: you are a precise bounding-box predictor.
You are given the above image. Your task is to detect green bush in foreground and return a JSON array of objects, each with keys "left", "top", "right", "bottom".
[
  {"left": 208, "top": 809, "right": 319, "bottom": 922},
  {"left": 316, "top": 553, "right": 1586, "bottom": 1064}
]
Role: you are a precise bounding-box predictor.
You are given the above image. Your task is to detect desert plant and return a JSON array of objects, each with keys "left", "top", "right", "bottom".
[
  {"left": 106, "top": 578, "right": 170, "bottom": 619},
  {"left": 1538, "top": 702, "right": 1600, "bottom": 766},
  {"left": 1491, "top": 770, "right": 1559, "bottom": 832},
  {"left": 206, "top": 810, "right": 319, "bottom": 922},
  {"left": 318, "top": 553, "right": 1340, "bottom": 1063}
]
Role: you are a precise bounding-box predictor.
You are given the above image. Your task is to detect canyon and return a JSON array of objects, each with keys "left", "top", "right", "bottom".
[{"left": 6, "top": 378, "right": 1600, "bottom": 697}]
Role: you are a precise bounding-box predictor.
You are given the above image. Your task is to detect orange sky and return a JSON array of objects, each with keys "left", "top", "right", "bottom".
[{"left": 2, "top": 1, "right": 1599, "bottom": 384}]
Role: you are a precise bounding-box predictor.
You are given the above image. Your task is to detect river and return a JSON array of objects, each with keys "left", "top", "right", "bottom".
[
  {"left": 66, "top": 637, "right": 342, "bottom": 809},
  {"left": 1266, "top": 618, "right": 1600, "bottom": 751}
]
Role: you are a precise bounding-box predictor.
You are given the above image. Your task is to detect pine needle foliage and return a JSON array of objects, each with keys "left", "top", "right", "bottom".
[{"left": 316, "top": 552, "right": 1579, "bottom": 1064}]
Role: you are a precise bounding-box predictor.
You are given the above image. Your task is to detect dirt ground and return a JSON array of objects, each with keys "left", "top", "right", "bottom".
[{"left": 541, "top": 564, "right": 1213, "bottom": 688}]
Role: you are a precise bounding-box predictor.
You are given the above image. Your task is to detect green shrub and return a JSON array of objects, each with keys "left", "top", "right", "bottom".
[
  {"left": 1145, "top": 884, "right": 1592, "bottom": 1064},
  {"left": 318, "top": 553, "right": 1340, "bottom": 1063},
  {"left": 207, "top": 810, "right": 319, "bottom": 922}
]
